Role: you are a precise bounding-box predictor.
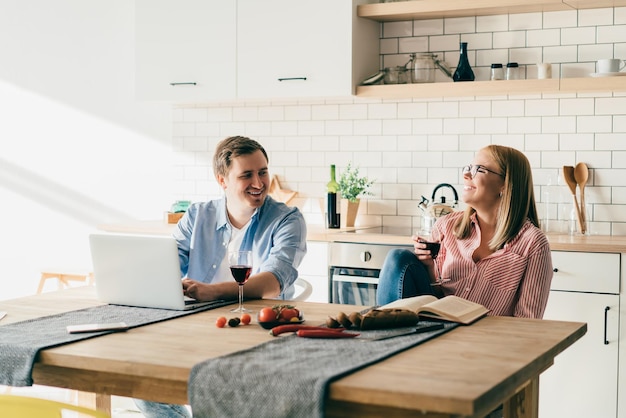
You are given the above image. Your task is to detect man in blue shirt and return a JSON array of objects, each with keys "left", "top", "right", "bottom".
[{"left": 135, "top": 135, "right": 307, "bottom": 418}]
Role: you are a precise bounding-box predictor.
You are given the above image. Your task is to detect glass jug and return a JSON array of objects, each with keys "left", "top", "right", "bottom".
[
  {"left": 410, "top": 53, "right": 437, "bottom": 83},
  {"left": 407, "top": 53, "right": 452, "bottom": 83}
]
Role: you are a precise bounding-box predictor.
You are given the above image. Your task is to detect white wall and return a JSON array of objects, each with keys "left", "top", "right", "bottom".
[
  {"left": 172, "top": 7, "right": 626, "bottom": 237},
  {"left": 0, "top": 0, "right": 171, "bottom": 299}
]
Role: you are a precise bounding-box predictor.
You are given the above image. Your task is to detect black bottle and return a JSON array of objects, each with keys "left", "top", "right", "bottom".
[
  {"left": 326, "top": 165, "right": 340, "bottom": 228},
  {"left": 453, "top": 42, "right": 475, "bottom": 82}
]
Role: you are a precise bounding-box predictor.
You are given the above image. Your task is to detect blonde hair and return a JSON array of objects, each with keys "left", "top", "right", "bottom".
[{"left": 454, "top": 145, "right": 540, "bottom": 250}]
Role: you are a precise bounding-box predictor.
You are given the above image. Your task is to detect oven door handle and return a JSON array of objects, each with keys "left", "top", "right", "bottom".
[{"left": 332, "top": 273, "right": 379, "bottom": 285}]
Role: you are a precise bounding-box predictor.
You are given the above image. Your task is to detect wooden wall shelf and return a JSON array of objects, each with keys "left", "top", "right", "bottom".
[
  {"left": 358, "top": 0, "right": 626, "bottom": 22},
  {"left": 356, "top": 77, "right": 626, "bottom": 99}
]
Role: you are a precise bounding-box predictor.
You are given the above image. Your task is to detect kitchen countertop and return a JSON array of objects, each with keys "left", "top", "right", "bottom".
[{"left": 98, "top": 221, "right": 626, "bottom": 253}]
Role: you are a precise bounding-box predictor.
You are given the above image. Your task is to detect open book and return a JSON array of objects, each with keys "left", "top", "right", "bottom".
[{"left": 380, "top": 295, "right": 490, "bottom": 325}]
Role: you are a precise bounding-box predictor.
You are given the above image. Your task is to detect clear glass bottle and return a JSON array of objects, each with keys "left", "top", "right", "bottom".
[
  {"left": 326, "top": 165, "right": 340, "bottom": 228},
  {"left": 506, "top": 62, "right": 520, "bottom": 80},
  {"left": 490, "top": 63, "right": 504, "bottom": 80},
  {"left": 452, "top": 42, "right": 475, "bottom": 82}
]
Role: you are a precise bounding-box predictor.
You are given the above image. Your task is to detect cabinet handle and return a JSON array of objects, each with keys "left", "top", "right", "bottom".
[
  {"left": 360, "top": 251, "right": 372, "bottom": 263},
  {"left": 604, "top": 306, "right": 610, "bottom": 345},
  {"left": 169, "top": 82, "right": 197, "bottom": 86},
  {"left": 277, "top": 77, "right": 307, "bottom": 82}
]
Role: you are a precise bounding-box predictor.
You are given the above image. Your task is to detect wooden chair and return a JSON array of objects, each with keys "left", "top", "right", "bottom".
[
  {"left": 0, "top": 394, "right": 109, "bottom": 417},
  {"left": 37, "top": 269, "right": 94, "bottom": 294}
]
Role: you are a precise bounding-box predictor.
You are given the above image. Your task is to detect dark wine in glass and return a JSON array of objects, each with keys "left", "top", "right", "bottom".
[
  {"left": 230, "top": 265, "right": 251, "bottom": 284},
  {"left": 419, "top": 239, "right": 444, "bottom": 285},
  {"left": 229, "top": 251, "right": 253, "bottom": 313}
]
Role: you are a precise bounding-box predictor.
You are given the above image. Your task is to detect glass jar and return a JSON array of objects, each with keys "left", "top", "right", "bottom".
[
  {"left": 410, "top": 53, "right": 437, "bottom": 83},
  {"left": 506, "top": 62, "right": 520, "bottom": 80},
  {"left": 383, "top": 66, "right": 408, "bottom": 84},
  {"left": 490, "top": 63, "right": 504, "bottom": 80}
]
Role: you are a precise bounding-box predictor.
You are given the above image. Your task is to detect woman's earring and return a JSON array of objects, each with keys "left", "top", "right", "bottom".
[{"left": 499, "top": 191, "right": 503, "bottom": 198}]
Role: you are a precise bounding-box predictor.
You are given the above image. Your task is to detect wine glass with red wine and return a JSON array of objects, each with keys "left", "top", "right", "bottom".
[
  {"left": 418, "top": 238, "right": 446, "bottom": 286},
  {"left": 229, "top": 250, "right": 253, "bottom": 313}
]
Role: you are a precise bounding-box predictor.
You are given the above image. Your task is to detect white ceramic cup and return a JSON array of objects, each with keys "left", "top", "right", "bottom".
[
  {"left": 597, "top": 58, "right": 626, "bottom": 74},
  {"left": 537, "top": 63, "right": 552, "bottom": 79}
]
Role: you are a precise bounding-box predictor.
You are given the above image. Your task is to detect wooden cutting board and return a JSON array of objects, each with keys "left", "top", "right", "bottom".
[{"left": 269, "top": 175, "right": 297, "bottom": 205}]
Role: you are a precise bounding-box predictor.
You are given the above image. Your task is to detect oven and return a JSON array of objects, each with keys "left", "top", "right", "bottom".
[{"left": 329, "top": 228, "right": 412, "bottom": 306}]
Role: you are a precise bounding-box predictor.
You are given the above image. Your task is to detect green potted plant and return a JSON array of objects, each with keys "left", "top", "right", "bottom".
[{"left": 338, "top": 162, "right": 374, "bottom": 227}]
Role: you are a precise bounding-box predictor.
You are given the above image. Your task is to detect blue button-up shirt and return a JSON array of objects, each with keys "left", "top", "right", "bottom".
[{"left": 172, "top": 196, "right": 307, "bottom": 299}]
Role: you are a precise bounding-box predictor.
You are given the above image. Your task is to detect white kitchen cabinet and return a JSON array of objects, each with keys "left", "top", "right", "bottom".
[
  {"left": 539, "top": 251, "right": 620, "bottom": 418},
  {"left": 236, "top": 0, "right": 379, "bottom": 99},
  {"left": 135, "top": 0, "right": 236, "bottom": 102},
  {"left": 298, "top": 242, "right": 329, "bottom": 303}
]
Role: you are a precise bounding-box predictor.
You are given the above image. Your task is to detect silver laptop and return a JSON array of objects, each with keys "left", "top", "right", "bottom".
[{"left": 89, "top": 233, "right": 223, "bottom": 310}]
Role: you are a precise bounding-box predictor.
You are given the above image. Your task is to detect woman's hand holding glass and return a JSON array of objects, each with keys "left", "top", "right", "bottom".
[{"left": 412, "top": 232, "right": 447, "bottom": 286}]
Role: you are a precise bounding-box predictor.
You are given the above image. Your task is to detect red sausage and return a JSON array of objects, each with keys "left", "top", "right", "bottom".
[
  {"left": 296, "top": 329, "right": 360, "bottom": 338},
  {"left": 269, "top": 324, "right": 345, "bottom": 336}
]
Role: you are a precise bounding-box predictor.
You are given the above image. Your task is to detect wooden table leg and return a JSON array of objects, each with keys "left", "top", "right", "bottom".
[
  {"left": 502, "top": 377, "right": 539, "bottom": 418},
  {"left": 76, "top": 391, "right": 111, "bottom": 415}
]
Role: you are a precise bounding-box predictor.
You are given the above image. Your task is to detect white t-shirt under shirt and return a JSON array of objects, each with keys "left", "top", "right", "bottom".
[{"left": 213, "top": 221, "right": 249, "bottom": 284}]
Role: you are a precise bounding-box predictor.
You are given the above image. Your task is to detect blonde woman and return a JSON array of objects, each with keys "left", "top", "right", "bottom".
[{"left": 376, "top": 145, "right": 553, "bottom": 319}]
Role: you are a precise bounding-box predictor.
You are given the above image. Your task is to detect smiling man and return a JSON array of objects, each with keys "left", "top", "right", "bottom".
[
  {"left": 178, "top": 135, "right": 307, "bottom": 302},
  {"left": 135, "top": 135, "right": 307, "bottom": 418}
]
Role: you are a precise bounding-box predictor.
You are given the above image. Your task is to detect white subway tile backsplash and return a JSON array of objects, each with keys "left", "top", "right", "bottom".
[
  {"left": 577, "top": 115, "right": 613, "bottom": 133},
  {"left": 297, "top": 121, "right": 325, "bottom": 136},
  {"left": 380, "top": 37, "right": 399, "bottom": 55},
  {"left": 525, "top": 99, "right": 559, "bottom": 116},
  {"left": 527, "top": 29, "right": 561, "bottom": 47},
  {"left": 543, "top": 45, "right": 578, "bottom": 63},
  {"left": 509, "top": 13, "right": 543, "bottom": 31},
  {"left": 598, "top": 25, "right": 626, "bottom": 43},
  {"left": 354, "top": 119, "right": 382, "bottom": 136},
  {"left": 443, "top": 118, "right": 474, "bottom": 134},
  {"left": 444, "top": 17, "right": 476, "bottom": 35},
  {"left": 399, "top": 37, "right": 429, "bottom": 54},
  {"left": 383, "top": 21, "right": 413, "bottom": 38},
  {"left": 544, "top": 10, "right": 578, "bottom": 28},
  {"left": 173, "top": 8, "right": 626, "bottom": 235},
  {"left": 509, "top": 117, "right": 542, "bottom": 134},
  {"left": 493, "top": 31, "right": 526, "bottom": 49},
  {"left": 413, "top": 19, "right": 444, "bottom": 36},
  {"left": 382, "top": 119, "right": 413, "bottom": 135},
  {"left": 561, "top": 27, "right": 597, "bottom": 45},
  {"left": 596, "top": 97, "right": 626, "bottom": 115},
  {"left": 477, "top": 15, "right": 509, "bottom": 33},
  {"left": 616, "top": 7, "right": 626, "bottom": 24}
]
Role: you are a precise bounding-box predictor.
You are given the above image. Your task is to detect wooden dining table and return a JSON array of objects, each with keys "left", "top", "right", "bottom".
[{"left": 0, "top": 287, "right": 586, "bottom": 418}]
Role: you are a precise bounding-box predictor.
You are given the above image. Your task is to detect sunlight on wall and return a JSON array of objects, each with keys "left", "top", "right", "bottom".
[{"left": 0, "top": 81, "right": 172, "bottom": 300}]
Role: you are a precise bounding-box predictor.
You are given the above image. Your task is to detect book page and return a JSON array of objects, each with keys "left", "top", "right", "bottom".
[
  {"left": 418, "top": 295, "right": 489, "bottom": 324},
  {"left": 423, "top": 296, "right": 481, "bottom": 316},
  {"left": 379, "top": 295, "right": 438, "bottom": 312}
]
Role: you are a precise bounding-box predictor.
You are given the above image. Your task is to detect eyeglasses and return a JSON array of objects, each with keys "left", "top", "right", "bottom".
[{"left": 462, "top": 164, "right": 505, "bottom": 178}]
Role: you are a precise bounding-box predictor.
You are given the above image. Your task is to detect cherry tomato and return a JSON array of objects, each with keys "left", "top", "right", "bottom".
[
  {"left": 280, "top": 308, "right": 300, "bottom": 321},
  {"left": 240, "top": 313, "right": 251, "bottom": 325},
  {"left": 215, "top": 316, "right": 227, "bottom": 328},
  {"left": 258, "top": 307, "right": 277, "bottom": 322}
]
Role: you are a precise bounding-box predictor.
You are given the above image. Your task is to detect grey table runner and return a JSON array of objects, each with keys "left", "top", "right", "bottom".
[
  {"left": 189, "top": 320, "right": 458, "bottom": 418},
  {"left": 0, "top": 301, "right": 233, "bottom": 387}
]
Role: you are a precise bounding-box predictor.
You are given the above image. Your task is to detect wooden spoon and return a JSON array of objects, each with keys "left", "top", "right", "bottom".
[
  {"left": 574, "top": 163, "right": 589, "bottom": 234},
  {"left": 562, "top": 166, "right": 584, "bottom": 234}
]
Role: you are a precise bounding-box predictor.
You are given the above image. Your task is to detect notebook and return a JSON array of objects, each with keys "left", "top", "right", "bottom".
[{"left": 89, "top": 233, "right": 227, "bottom": 311}]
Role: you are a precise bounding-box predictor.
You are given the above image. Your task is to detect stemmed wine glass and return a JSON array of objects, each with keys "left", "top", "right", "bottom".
[
  {"left": 229, "top": 250, "right": 253, "bottom": 313},
  {"left": 418, "top": 235, "right": 446, "bottom": 286}
]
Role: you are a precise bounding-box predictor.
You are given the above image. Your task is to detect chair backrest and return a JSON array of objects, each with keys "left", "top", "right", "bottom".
[
  {"left": 0, "top": 394, "right": 110, "bottom": 418},
  {"left": 292, "top": 277, "right": 313, "bottom": 301}
]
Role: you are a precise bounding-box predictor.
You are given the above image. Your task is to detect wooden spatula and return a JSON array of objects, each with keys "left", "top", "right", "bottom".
[{"left": 562, "top": 166, "right": 584, "bottom": 234}]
